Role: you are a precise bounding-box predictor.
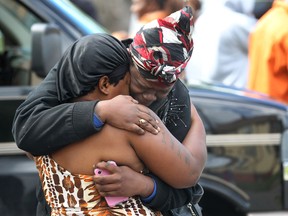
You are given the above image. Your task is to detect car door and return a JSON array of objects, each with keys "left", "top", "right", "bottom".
[{"left": 190, "top": 88, "right": 287, "bottom": 214}]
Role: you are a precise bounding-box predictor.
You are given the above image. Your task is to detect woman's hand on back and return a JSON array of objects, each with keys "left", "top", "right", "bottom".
[{"left": 96, "top": 95, "right": 160, "bottom": 135}]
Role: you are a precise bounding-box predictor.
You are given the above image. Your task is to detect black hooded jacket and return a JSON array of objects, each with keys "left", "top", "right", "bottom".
[{"left": 12, "top": 34, "right": 194, "bottom": 214}]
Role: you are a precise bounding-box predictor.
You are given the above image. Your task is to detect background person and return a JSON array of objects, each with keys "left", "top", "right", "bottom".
[
  {"left": 185, "top": 0, "right": 257, "bottom": 88},
  {"left": 112, "top": 0, "right": 183, "bottom": 40},
  {"left": 247, "top": 0, "right": 288, "bottom": 104},
  {"left": 112, "top": 0, "right": 202, "bottom": 40}
]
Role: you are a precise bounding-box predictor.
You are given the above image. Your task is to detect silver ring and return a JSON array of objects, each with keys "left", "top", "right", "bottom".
[{"left": 139, "top": 119, "right": 146, "bottom": 125}]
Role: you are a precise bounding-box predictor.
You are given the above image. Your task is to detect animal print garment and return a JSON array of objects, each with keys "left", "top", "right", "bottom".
[{"left": 35, "top": 155, "right": 162, "bottom": 216}]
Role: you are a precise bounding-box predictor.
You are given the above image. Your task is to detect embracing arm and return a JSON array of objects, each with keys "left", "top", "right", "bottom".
[
  {"left": 182, "top": 103, "right": 207, "bottom": 178},
  {"left": 128, "top": 109, "right": 200, "bottom": 188},
  {"left": 94, "top": 82, "right": 207, "bottom": 210},
  {"left": 144, "top": 102, "right": 206, "bottom": 210},
  {"left": 12, "top": 69, "right": 98, "bottom": 155},
  {"left": 12, "top": 69, "right": 159, "bottom": 156},
  {"left": 94, "top": 102, "right": 206, "bottom": 209}
]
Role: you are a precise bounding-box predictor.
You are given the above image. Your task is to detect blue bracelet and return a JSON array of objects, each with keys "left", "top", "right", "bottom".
[
  {"left": 141, "top": 178, "right": 157, "bottom": 203},
  {"left": 93, "top": 113, "right": 104, "bottom": 128}
]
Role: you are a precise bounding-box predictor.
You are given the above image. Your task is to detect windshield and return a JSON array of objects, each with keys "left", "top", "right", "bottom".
[{"left": 49, "top": 0, "right": 108, "bottom": 34}]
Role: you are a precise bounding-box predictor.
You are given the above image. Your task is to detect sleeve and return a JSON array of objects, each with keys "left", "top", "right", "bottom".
[
  {"left": 164, "top": 80, "right": 191, "bottom": 142},
  {"left": 12, "top": 68, "right": 100, "bottom": 156},
  {"left": 145, "top": 80, "right": 194, "bottom": 211},
  {"left": 144, "top": 174, "right": 193, "bottom": 211}
]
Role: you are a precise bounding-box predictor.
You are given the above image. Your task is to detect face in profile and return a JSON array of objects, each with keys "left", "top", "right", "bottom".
[
  {"left": 129, "top": 65, "right": 174, "bottom": 107},
  {"left": 72, "top": 72, "right": 131, "bottom": 103}
]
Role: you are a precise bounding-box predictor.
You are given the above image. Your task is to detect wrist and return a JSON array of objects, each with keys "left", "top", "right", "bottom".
[
  {"left": 140, "top": 176, "right": 157, "bottom": 203},
  {"left": 94, "top": 100, "right": 106, "bottom": 123},
  {"left": 93, "top": 113, "right": 104, "bottom": 129}
]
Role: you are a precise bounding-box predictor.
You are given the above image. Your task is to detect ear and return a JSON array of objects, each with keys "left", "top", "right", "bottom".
[{"left": 98, "top": 76, "right": 110, "bottom": 95}]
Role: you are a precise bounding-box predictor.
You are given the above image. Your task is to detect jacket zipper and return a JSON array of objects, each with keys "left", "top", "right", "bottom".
[{"left": 187, "top": 203, "right": 197, "bottom": 216}]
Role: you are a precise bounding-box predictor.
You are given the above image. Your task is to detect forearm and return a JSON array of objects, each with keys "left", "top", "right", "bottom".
[
  {"left": 13, "top": 101, "right": 97, "bottom": 155},
  {"left": 130, "top": 118, "right": 197, "bottom": 188},
  {"left": 182, "top": 103, "right": 207, "bottom": 179},
  {"left": 12, "top": 70, "right": 99, "bottom": 156},
  {"left": 143, "top": 81, "right": 206, "bottom": 211}
]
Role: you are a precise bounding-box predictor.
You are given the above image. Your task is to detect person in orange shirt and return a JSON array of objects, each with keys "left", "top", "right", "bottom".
[
  {"left": 128, "top": 0, "right": 180, "bottom": 37},
  {"left": 248, "top": 0, "right": 288, "bottom": 104},
  {"left": 113, "top": 0, "right": 202, "bottom": 40},
  {"left": 112, "top": 0, "right": 178, "bottom": 40}
]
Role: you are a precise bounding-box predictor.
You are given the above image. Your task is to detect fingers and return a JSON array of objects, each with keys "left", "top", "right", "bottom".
[
  {"left": 137, "top": 111, "right": 160, "bottom": 135},
  {"left": 121, "top": 95, "right": 138, "bottom": 104},
  {"left": 138, "top": 118, "right": 146, "bottom": 125},
  {"left": 93, "top": 162, "right": 123, "bottom": 196},
  {"left": 128, "top": 125, "right": 145, "bottom": 135},
  {"left": 131, "top": 98, "right": 139, "bottom": 104},
  {"left": 130, "top": 119, "right": 159, "bottom": 135},
  {"left": 130, "top": 122, "right": 159, "bottom": 135},
  {"left": 96, "top": 183, "right": 121, "bottom": 197},
  {"left": 95, "top": 161, "right": 117, "bottom": 173}
]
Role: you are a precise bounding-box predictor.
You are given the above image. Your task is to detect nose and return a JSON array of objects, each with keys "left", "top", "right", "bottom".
[{"left": 142, "top": 92, "right": 157, "bottom": 103}]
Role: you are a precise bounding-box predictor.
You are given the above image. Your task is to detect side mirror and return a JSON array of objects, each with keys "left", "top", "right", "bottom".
[{"left": 31, "top": 23, "right": 62, "bottom": 78}]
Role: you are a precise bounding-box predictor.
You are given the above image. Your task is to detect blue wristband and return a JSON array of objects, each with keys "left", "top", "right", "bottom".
[
  {"left": 93, "top": 113, "right": 104, "bottom": 128},
  {"left": 141, "top": 178, "right": 157, "bottom": 203}
]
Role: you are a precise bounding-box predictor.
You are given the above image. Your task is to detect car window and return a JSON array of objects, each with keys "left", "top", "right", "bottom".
[
  {"left": 193, "top": 97, "right": 284, "bottom": 135},
  {"left": 48, "top": 0, "right": 107, "bottom": 35},
  {"left": 0, "top": 0, "right": 42, "bottom": 86}
]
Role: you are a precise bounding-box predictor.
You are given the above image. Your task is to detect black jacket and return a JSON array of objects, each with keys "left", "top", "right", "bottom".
[{"left": 12, "top": 68, "right": 193, "bottom": 214}]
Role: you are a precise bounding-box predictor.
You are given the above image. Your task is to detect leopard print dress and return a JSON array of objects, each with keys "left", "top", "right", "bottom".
[{"left": 35, "top": 155, "right": 162, "bottom": 216}]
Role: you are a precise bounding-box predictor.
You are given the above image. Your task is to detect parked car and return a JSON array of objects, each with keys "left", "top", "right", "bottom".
[
  {"left": 0, "top": 0, "right": 287, "bottom": 216},
  {"left": 188, "top": 80, "right": 288, "bottom": 216}
]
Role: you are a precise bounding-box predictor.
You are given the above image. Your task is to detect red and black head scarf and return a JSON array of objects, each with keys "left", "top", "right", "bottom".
[{"left": 130, "top": 6, "right": 194, "bottom": 85}]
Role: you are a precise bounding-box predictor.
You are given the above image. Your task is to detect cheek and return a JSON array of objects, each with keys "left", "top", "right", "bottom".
[
  {"left": 118, "top": 82, "right": 130, "bottom": 95},
  {"left": 108, "top": 83, "right": 129, "bottom": 98},
  {"left": 130, "top": 76, "right": 145, "bottom": 96},
  {"left": 129, "top": 85, "right": 142, "bottom": 101},
  {"left": 129, "top": 81, "right": 139, "bottom": 95},
  {"left": 121, "top": 85, "right": 130, "bottom": 95}
]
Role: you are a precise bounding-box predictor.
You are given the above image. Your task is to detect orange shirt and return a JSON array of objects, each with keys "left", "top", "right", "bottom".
[{"left": 248, "top": 0, "right": 288, "bottom": 104}]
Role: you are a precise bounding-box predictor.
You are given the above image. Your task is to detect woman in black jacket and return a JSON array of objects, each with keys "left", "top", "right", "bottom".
[{"left": 13, "top": 6, "right": 206, "bottom": 216}]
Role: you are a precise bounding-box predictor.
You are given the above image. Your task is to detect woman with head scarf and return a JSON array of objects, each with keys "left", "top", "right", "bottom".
[
  {"left": 13, "top": 6, "right": 206, "bottom": 216},
  {"left": 96, "top": 6, "right": 206, "bottom": 215},
  {"left": 34, "top": 33, "right": 198, "bottom": 215}
]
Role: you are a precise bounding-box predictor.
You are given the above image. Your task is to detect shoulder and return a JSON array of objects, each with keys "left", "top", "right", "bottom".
[
  {"left": 170, "top": 79, "right": 190, "bottom": 102},
  {"left": 174, "top": 79, "right": 187, "bottom": 88}
]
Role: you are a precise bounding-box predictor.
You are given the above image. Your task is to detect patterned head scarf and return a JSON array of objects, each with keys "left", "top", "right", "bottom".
[
  {"left": 55, "top": 33, "right": 130, "bottom": 102},
  {"left": 130, "top": 6, "right": 194, "bottom": 84}
]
